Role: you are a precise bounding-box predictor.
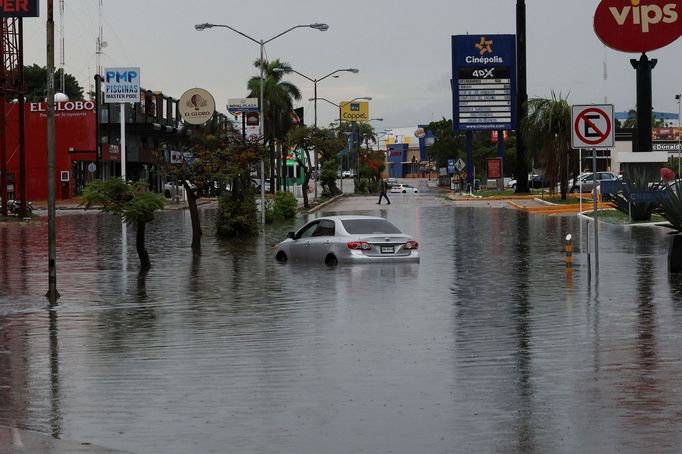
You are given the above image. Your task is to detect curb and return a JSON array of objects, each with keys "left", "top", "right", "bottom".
[{"left": 307, "top": 193, "right": 346, "bottom": 213}]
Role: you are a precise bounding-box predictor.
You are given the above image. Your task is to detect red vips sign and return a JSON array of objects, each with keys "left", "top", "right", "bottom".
[
  {"left": 594, "top": 0, "right": 682, "bottom": 52},
  {"left": 0, "top": 0, "right": 39, "bottom": 17}
]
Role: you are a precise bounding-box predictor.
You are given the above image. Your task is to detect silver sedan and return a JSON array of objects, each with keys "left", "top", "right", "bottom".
[{"left": 274, "top": 215, "right": 420, "bottom": 266}]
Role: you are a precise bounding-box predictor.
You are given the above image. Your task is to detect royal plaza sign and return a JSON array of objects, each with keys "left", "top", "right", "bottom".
[
  {"left": 0, "top": 0, "right": 39, "bottom": 17},
  {"left": 594, "top": 0, "right": 681, "bottom": 52}
]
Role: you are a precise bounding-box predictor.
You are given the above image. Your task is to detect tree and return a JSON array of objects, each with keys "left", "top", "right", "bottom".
[
  {"left": 165, "top": 118, "right": 263, "bottom": 247},
  {"left": 81, "top": 179, "right": 165, "bottom": 270},
  {"left": 287, "top": 126, "right": 346, "bottom": 207},
  {"left": 523, "top": 92, "right": 572, "bottom": 199},
  {"left": 23, "top": 64, "right": 84, "bottom": 101},
  {"left": 427, "top": 118, "right": 466, "bottom": 168},
  {"left": 247, "top": 59, "right": 301, "bottom": 190}
]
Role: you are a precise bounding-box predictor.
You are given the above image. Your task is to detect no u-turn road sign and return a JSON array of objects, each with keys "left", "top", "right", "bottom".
[{"left": 571, "top": 104, "right": 614, "bottom": 149}]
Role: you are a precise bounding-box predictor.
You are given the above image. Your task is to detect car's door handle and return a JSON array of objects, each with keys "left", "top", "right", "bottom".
[
  {"left": 305, "top": 241, "right": 311, "bottom": 247},
  {"left": 324, "top": 240, "right": 331, "bottom": 245}
]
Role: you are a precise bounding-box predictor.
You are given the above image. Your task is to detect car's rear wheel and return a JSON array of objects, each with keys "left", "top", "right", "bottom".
[
  {"left": 275, "top": 251, "right": 288, "bottom": 263},
  {"left": 325, "top": 254, "right": 338, "bottom": 266},
  {"left": 402, "top": 190, "right": 406, "bottom": 193},
  {"left": 164, "top": 189, "right": 171, "bottom": 198}
]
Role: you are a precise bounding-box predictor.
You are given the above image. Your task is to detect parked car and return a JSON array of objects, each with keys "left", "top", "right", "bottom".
[
  {"left": 570, "top": 172, "right": 618, "bottom": 193},
  {"left": 385, "top": 178, "right": 399, "bottom": 188},
  {"left": 507, "top": 174, "right": 538, "bottom": 189},
  {"left": 273, "top": 215, "right": 420, "bottom": 266},
  {"left": 163, "top": 180, "right": 195, "bottom": 198},
  {"left": 390, "top": 183, "right": 418, "bottom": 194},
  {"left": 528, "top": 175, "right": 554, "bottom": 189},
  {"left": 342, "top": 170, "right": 355, "bottom": 178}
]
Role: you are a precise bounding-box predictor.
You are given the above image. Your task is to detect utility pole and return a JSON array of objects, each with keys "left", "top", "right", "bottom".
[
  {"left": 515, "top": 0, "right": 530, "bottom": 193},
  {"left": 46, "top": 0, "right": 60, "bottom": 302}
]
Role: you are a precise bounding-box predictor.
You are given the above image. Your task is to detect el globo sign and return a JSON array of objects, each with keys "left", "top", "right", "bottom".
[{"left": 594, "top": 0, "right": 682, "bottom": 52}]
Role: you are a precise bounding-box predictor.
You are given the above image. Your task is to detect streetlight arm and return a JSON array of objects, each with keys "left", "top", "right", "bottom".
[
  {"left": 287, "top": 68, "right": 315, "bottom": 83},
  {"left": 197, "top": 23, "right": 260, "bottom": 45},
  {"left": 264, "top": 24, "right": 318, "bottom": 44},
  {"left": 318, "top": 69, "right": 352, "bottom": 82},
  {"left": 310, "top": 97, "right": 339, "bottom": 108}
]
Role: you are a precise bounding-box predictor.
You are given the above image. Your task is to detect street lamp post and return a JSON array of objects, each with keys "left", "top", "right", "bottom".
[
  {"left": 677, "top": 94, "right": 681, "bottom": 177},
  {"left": 310, "top": 96, "right": 372, "bottom": 193},
  {"left": 195, "top": 22, "right": 328, "bottom": 225},
  {"left": 273, "top": 67, "right": 359, "bottom": 200}
]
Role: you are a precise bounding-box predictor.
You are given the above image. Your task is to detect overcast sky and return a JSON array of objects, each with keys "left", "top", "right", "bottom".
[{"left": 22, "top": 0, "right": 682, "bottom": 129}]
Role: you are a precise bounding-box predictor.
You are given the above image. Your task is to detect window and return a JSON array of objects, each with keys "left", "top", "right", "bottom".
[
  {"left": 342, "top": 219, "right": 401, "bottom": 234},
  {"left": 297, "top": 221, "right": 319, "bottom": 239},
  {"left": 313, "top": 220, "right": 336, "bottom": 237}
]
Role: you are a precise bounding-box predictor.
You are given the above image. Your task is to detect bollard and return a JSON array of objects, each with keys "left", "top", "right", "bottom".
[{"left": 565, "top": 234, "right": 573, "bottom": 268}]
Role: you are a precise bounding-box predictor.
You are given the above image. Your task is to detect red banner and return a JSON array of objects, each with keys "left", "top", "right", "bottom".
[{"left": 486, "top": 158, "right": 502, "bottom": 179}]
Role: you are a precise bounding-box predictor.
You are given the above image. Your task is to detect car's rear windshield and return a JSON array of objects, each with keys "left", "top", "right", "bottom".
[{"left": 341, "top": 219, "right": 401, "bottom": 234}]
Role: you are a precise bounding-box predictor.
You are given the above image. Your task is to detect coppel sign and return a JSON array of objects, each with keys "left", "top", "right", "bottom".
[
  {"left": 594, "top": 0, "right": 681, "bottom": 52},
  {"left": 104, "top": 67, "right": 140, "bottom": 104},
  {"left": 0, "top": 0, "right": 39, "bottom": 17},
  {"left": 340, "top": 101, "right": 369, "bottom": 122}
]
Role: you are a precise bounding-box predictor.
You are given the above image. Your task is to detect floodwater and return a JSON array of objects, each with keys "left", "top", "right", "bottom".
[{"left": 2, "top": 188, "right": 682, "bottom": 453}]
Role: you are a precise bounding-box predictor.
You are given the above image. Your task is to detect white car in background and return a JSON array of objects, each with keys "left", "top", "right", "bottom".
[{"left": 390, "top": 183, "right": 418, "bottom": 194}]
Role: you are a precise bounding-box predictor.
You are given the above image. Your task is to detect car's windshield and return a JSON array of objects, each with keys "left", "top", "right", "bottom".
[{"left": 341, "top": 219, "right": 401, "bottom": 234}]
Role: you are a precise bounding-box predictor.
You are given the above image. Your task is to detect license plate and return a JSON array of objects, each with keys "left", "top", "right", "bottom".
[{"left": 380, "top": 246, "right": 394, "bottom": 254}]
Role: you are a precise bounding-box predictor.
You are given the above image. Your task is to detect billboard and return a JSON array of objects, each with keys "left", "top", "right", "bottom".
[
  {"left": 178, "top": 88, "right": 215, "bottom": 125},
  {"left": 0, "top": 0, "right": 39, "bottom": 17},
  {"left": 594, "top": 0, "right": 681, "bottom": 53},
  {"left": 452, "top": 34, "right": 516, "bottom": 132},
  {"left": 340, "top": 101, "right": 369, "bottom": 122},
  {"left": 104, "top": 67, "right": 140, "bottom": 104}
]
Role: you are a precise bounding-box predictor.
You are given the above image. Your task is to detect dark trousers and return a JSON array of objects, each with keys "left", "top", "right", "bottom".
[{"left": 377, "top": 191, "right": 390, "bottom": 204}]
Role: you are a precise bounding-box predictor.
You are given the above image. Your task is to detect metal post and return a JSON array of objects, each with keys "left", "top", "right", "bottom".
[
  {"left": 0, "top": 19, "right": 6, "bottom": 218},
  {"left": 313, "top": 80, "right": 318, "bottom": 201},
  {"left": 497, "top": 129, "right": 505, "bottom": 191},
  {"left": 339, "top": 106, "right": 343, "bottom": 193},
  {"left": 565, "top": 234, "right": 573, "bottom": 269},
  {"left": 515, "top": 0, "right": 529, "bottom": 193},
  {"left": 259, "top": 41, "right": 265, "bottom": 225},
  {"left": 18, "top": 19, "right": 27, "bottom": 218},
  {"left": 675, "top": 95, "right": 682, "bottom": 179},
  {"left": 120, "top": 103, "right": 126, "bottom": 180},
  {"left": 592, "top": 150, "right": 599, "bottom": 272},
  {"left": 46, "top": 0, "right": 60, "bottom": 301}
]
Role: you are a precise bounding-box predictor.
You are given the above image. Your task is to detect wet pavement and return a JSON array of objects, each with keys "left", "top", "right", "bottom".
[{"left": 2, "top": 181, "right": 682, "bottom": 453}]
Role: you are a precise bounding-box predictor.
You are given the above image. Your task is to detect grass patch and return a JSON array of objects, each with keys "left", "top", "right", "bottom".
[{"left": 583, "top": 209, "right": 666, "bottom": 224}]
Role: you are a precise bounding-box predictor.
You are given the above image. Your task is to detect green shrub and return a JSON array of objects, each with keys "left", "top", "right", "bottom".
[
  {"left": 270, "top": 191, "right": 298, "bottom": 221},
  {"left": 660, "top": 181, "right": 682, "bottom": 232},
  {"left": 612, "top": 168, "right": 662, "bottom": 221},
  {"left": 320, "top": 161, "right": 339, "bottom": 196},
  {"left": 216, "top": 190, "right": 259, "bottom": 237}
]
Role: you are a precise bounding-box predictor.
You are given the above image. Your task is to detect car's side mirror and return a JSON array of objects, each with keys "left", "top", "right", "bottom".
[{"left": 287, "top": 231, "right": 296, "bottom": 239}]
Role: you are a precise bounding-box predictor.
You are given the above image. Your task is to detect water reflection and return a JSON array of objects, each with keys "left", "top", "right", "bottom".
[{"left": 2, "top": 202, "right": 682, "bottom": 453}]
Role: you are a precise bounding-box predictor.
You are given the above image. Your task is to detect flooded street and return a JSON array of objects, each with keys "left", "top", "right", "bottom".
[{"left": 2, "top": 189, "right": 682, "bottom": 453}]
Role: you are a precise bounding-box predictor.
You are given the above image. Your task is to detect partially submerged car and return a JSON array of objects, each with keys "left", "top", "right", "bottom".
[{"left": 274, "top": 215, "right": 419, "bottom": 266}]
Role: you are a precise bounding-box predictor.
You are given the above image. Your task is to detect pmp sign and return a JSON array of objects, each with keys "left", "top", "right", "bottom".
[
  {"left": 571, "top": 104, "right": 614, "bottom": 149},
  {"left": 104, "top": 67, "right": 140, "bottom": 104}
]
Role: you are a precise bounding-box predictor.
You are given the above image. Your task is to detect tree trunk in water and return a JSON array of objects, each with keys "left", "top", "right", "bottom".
[
  {"left": 183, "top": 181, "right": 202, "bottom": 251},
  {"left": 136, "top": 221, "right": 151, "bottom": 270}
]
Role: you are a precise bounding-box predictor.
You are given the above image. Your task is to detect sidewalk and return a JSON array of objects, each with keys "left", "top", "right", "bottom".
[{"left": 0, "top": 426, "right": 132, "bottom": 453}]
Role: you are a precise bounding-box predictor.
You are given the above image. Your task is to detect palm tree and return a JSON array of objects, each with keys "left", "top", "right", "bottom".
[
  {"left": 523, "top": 92, "right": 573, "bottom": 199},
  {"left": 247, "top": 59, "right": 301, "bottom": 190}
]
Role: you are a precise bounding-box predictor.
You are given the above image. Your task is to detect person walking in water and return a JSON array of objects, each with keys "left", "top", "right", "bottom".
[{"left": 377, "top": 178, "right": 391, "bottom": 205}]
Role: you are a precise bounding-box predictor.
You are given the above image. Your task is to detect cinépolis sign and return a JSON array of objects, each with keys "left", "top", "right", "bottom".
[{"left": 0, "top": 0, "right": 39, "bottom": 17}]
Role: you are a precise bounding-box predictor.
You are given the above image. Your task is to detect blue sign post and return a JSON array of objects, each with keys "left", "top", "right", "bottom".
[{"left": 452, "top": 34, "right": 516, "bottom": 188}]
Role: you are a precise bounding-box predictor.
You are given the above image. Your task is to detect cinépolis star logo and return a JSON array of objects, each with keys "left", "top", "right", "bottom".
[{"left": 475, "top": 36, "right": 493, "bottom": 55}]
